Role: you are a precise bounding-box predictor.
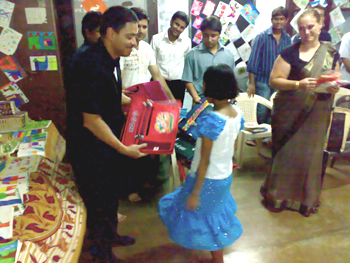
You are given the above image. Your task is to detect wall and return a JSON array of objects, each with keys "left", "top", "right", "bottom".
[
  {"left": 72, "top": 0, "right": 148, "bottom": 48},
  {"left": 255, "top": 0, "right": 286, "bottom": 34}
]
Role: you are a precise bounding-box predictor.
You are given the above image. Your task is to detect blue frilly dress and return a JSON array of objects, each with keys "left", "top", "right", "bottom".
[{"left": 158, "top": 112, "right": 243, "bottom": 251}]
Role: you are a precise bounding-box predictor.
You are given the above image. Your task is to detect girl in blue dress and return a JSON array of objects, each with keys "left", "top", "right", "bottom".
[{"left": 159, "top": 64, "right": 243, "bottom": 263}]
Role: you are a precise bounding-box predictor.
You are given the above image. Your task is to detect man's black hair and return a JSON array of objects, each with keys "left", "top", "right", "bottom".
[
  {"left": 171, "top": 11, "right": 189, "bottom": 27},
  {"left": 271, "top": 6, "right": 289, "bottom": 19},
  {"left": 130, "top": 7, "right": 149, "bottom": 22},
  {"left": 81, "top": 11, "right": 102, "bottom": 39},
  {"left": 100, "top": 6, "right": 138, "bottom": 36},
  {"left": 200, "top": 16, "right": 222, "bottom": 33}
]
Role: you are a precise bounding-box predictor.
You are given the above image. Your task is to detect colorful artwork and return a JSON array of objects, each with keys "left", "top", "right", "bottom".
[
  {"left": 329, "top": 27, "right": 343, "bottom": 46},
  {"left": 0, "top": 0, "right": 15, "bottom": 28},
  {"left": 0, "top": 56, "right": 26, "bottom": 83},
  {"left": 240, "top": 24, "right": 256, "bottom": 43},
  {"left": 155, "top": 112, "right": 174, "bottom": 134},
  {"left": 224, "top": 22, "right": 240, "bottom": 42},
  {"left": 0, "top": 27, "right": 22, "bottom": 55},
  {"left": 27, "top": 31, "right": 56, "bottom": 50},
  {"left": 310, "top": 0, "right": 328, "bottom": 7},
  {"left": 0, "top": 188, "right": 24, "bottom": 217},
  {"left": 229, "top": 0, "right": 243, "bottom": 20},
  {"left": 193, "top": 29, "right": 203, "bottom": 45},
  {"left": 29, "top": 54, "right": 58, "bottom": 71},
  {"left": 190, "top": 0, "right": 204, "bottom": 16},
  {"left": 0, "top": 240, "right": 17, "bottom": 262},
  {"left": 293, "top": 0, "right": 310, "bottom": 9},
  {"left": 81, "top": 0, "right": 108, "bottom": 13},
  {"left": 192, "top": 16, "right": 204, "bottom": 30},
  {"left": 202, "top": 0, "right": 216, "bottom": 17},
  {"left": 240, "top": 1, "right": 260, "bottom": 24},
  {"left": 0, "top": 82, "right": 29, "bottom": 108},
  {"left": 0, "top": 156, "right": 41, "bottom": 176},
  {"left": 330, "top": 7, "right": 345, "bottom": 28},
  {"left": 214, "top": 1, "right": 231, "bottom": 18}
]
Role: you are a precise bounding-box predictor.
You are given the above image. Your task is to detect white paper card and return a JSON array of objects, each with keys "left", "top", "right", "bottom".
[
  {"left": 0, "top": 28, "right": 22, "bottom": 56},
  {"left": 330, "top": 7, "right": 345, "bottom": 28},
  {"left": 237, "top": 43, "right": 251, "bottom": 62},
  {"left": 241, "top": 24, "right": 256, "bottom": 43},
  {"left": 0, "top": 0, "right": 15, "bottom": 28},
  {"left": 25, "top": 7, "right": 47, "bottom": 24}
]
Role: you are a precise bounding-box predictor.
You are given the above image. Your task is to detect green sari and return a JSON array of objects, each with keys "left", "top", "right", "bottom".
[{"left": 261, "top": 42, "right": 339, "bottom": 217}]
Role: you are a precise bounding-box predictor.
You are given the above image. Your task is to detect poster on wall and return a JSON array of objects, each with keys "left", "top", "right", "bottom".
[
  {"left": 0, "top": 56, "right": 27, "bottom": 83},
  {"left": 240, "top": 1, "right": 260, "bottom": 24},
  {"left": 192, "top": 16, "right": 204, "bottom": 29},
  {"left": 202, "top": 0, "right": 216, "bottom": 17},
  {"left": 190, "top": 0, "right": 204, "bottom": 16},
  {"left": 27, "top": 32, "right": 57, "bottom": 50},
  {"left": 330, "top": 6, "right": 345, "bottom": 28},
  {"left": 25, "top": 7, "right": 47, "bottom": 24},
  {"left": 0, "top": 82, "right": 29, "bottom": 107},
  {"left": 333, "top": 0, "right": 347, "bottom": 7},
  {"left": 214, "top": 1, "right": 231, "bottom": 19},
  {"left": 329, "top": 27, "right": 343, "bottom": 45},
  {"left": 0, "top": 28, "right": 22, "bottom": 56},
  {"left": 29, "top": 54, "right": 58, "bottom": 71},
  {"left": 193, "top": 29, "right": 203, "bottom": 45},
  {"left": 293, "top": 0, "right": 309, "bottom": 9},
  {"left": 240, "top": 24, "right": 256, "bottom": 43},
  {"left": 0, "top": 0, "right": 15, "bottom": 28},
  {"left": 81, "top": 0, "right": 108, "bottom": 13},
  {"left": 228, "top": 0, "right": 243, "bottom": 22}
]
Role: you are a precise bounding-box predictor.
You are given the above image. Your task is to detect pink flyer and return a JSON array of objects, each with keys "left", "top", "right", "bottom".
[
  {"left": 192, "top": 16, "right": 204, "bottom": 29},
  {"left": 193, "top": 29, "right": 203, "bottom": 45},
  {"left": 190, "top": 0, "right": 204, "bottom": 16}
]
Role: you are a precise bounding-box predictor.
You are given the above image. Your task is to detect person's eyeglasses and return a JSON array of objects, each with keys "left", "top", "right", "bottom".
[{"left": 298, "top": 24, "right": 315, "bottom": 31}]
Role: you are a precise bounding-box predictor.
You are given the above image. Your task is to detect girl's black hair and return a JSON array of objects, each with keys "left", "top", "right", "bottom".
[{"left": 203, "top": 64, "right": 238, "bottom": 100}]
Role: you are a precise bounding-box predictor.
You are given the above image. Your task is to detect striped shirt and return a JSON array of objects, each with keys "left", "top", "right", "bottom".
[{"left": 247, "top": 27, "right": 291, "bottom": 84}]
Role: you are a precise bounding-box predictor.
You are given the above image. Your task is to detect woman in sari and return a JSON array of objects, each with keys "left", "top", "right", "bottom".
[{"left": 260, "top": 8, "right": 340, "bottom": 217}]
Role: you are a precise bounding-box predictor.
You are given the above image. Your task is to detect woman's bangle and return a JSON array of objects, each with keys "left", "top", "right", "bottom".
[{"left": 295, "top": 81, "right": 300, "bottom": 90}]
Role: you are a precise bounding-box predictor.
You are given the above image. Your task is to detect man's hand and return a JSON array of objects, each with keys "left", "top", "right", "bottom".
[
  {"left": 124, "top": 143, "right": 148, "bottom": 158},
  {"left": 247, "top": 83, "right": 255, "bottom": 98}
]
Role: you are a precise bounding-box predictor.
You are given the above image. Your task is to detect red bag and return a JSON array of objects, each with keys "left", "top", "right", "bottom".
[
  {"left": 121, "top": 98, "right": 182, "bottom": 155},
  {"left": 122, "top": 81, "right": 169, "bottom": 114}
]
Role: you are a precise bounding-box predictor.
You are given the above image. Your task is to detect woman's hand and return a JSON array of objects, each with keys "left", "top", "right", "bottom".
[
  {"left": 326, "top": 81, "right": 340, "bottom": 94},
  {"left": 186, "top": 194, "right": 200, "bottom": 211},
  {"left": 300, "top": 78, "right": 317, "bottom": 92}
]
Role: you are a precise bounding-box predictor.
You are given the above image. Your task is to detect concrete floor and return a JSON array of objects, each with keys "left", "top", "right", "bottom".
[{"left": 112, "top": 145, "right": 350, "bottom": 263}]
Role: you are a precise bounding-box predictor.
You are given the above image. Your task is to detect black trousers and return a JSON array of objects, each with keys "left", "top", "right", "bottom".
[
  {"left": 70, "top": 152, "right": 129, "bottom": 259},
  {"left": 166, "top": 79, "right": 186, "bottom": 104}
]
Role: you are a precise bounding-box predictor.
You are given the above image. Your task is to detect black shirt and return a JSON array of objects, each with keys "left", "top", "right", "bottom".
[{"left": 66, "top": 38, "right": 125, "bottom": 160}]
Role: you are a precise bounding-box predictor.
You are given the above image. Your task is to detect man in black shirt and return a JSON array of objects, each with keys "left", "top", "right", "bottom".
[{"left": 66, "top": 6, "right": 146, "bottom": 262}]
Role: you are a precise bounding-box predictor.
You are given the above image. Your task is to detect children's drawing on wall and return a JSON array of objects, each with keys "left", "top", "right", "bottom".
[
  {"left": 229, "top": 0, "right": 243, "bottom": 22},
  {"left": 192, "top": 16, "right": 203, "bottom": 29},
  {"left": 330, "top": 6, "right": 345, "bottom": 28},
  {"left": 27, "top": 31, "right": 56, "bottom": 50},
  {"left": 25, "top": 7, "right": 47, "bottom": 24},
  {"left": 0, "top": 56, "right": 27, "bottom": 83},
  {"left": 81, "top": 0, "right": 108, "bottom": 13},
  {"left": 29, "top": 54, "right": 58, "bottom": 71},
  {"left": 214, "top": 1, "right": 231, "bottom": 19},
  {"left": 0, "top": 0, "right": 15, "bottom": 28},
  {"left": 329, "top": 27, "right": 343, "bottom": 45},
  {"left": 0, "top": 27, "right": 22, "bottom": 55},
  {"left": 193, "top": 29, "right": 203, "bottom": 45},
  {"left": 240, "top": 1, "right": 260, "bottom": 24},
  {"left": 0, "top": 82, "right": 29, "bottom": 108},
  {"left": 191, "top": 0, "right": 204, "bottom": 16},
  {"left": 202, "top": 0, "right": 216, "bottom": 17}
]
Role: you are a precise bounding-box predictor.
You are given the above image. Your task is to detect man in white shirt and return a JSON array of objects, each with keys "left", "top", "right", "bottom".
[
  {"left": 151, "top": 11, "right": 191, "bottom": 103},
  {"left": 339, "top": 32, "right": 350, "bottom": 88},
  {"left": 120, "top": 7, "right": 174, "bottom": 100}
]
